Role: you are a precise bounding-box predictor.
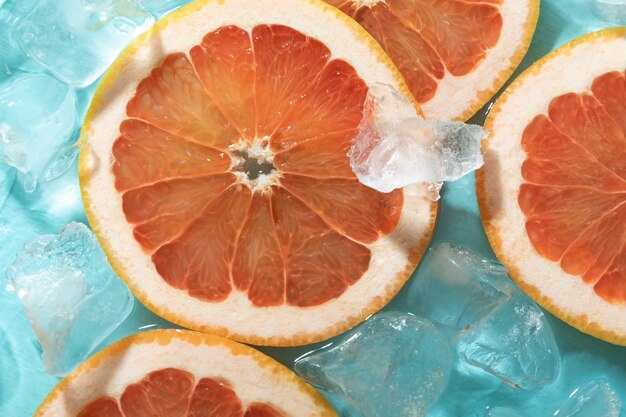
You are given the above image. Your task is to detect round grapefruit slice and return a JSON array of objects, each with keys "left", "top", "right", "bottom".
[
  {"left": 478, "top": 27, "right": 626, "bottom": 344},
  {"left": 35, "top": 330, "right": 336, "bottom": 417},
  {"left": 323, "top": 0, "right": 539, "bottom": 121},
  {"left": 79, "top": 0, "right": 436, "bottom": 346}
]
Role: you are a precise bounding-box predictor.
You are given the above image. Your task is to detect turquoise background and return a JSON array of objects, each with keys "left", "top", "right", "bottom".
[{"left": 0, "top": 0, "right": 625, "bottom": 416}]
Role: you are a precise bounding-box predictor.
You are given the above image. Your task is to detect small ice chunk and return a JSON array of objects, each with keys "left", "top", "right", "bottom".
[
  {"left": 553, "top": 379, "right": 621, "bottom": 417},
  {"left": 487, "top": 407, "right": 528, "bottom": 417},
  {"left": 458, "top": 297, "right": 560, "bottom": 390},
  {"left": 592, "top": 0, "right": 626, "bottom": 24},
  {"left": 294, "top": 312, "right": 453, "bottom": 417},
  {"left": 0, "top": 73, "right": 78, "bottom": 192},
  {"left": 13, "top": 0, "right": 154, "bottom": 87},
  {"left": 348, "top": 83, "right": 487, "bottom": 194},
  {"left": 6, "top": 222, "right": 134, "bottom": 376},
  {"left": 406, "top": 243, "right": 515, "bottom": 329}
]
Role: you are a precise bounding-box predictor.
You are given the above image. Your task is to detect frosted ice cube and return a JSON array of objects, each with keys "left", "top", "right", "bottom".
[
  {"left": 0, "top": 73, "right": 78, "bottom": 192},
  {"left": 406, "top": 243, "right": 515, "bottom": 329},
  {"left": 348, "top": 83, "right": 487, "bottom": 194},
  {"left": 553, "top": 379, "right": 621, "bottom": 417},
  {"left": 458, "top": 297, "right": 560, "bottom": 390},
  {"left": 13, "top": 0, "right": 154, "bottom": 87},
  {"left": 6, "top": 222, "right": 134, "bottom": 376},
  {"left": 592, "top": 0, "right": 626, "bottom": 24},
  {"left": 294, "top": 312, "right": 453, "bottom": 417},
  {"left": 487, "top": 408, "right": 528, "bottom": 417}
]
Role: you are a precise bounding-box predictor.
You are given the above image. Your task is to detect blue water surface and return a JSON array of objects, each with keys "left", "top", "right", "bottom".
[{"left": 0, "top": 0, "right": 624, "bottom": 416}]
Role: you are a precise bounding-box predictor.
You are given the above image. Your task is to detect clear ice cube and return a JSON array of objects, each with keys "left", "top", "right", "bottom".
[
  {"left": 0, "top": 73, "right": 78, "bottom": 192},
  {"left": 406, "top": 243, "right": 515, "bottom": 329},
  {"left": 294, "top": 312, "right": 453, "bottom": 417},
  {"left": 13, "top": 0, "right": 154, "bottom": 87},
  {"left": 6, "top": 222, "right": 134, "bottom": 376},
  {"left": 348, "top": 83, "right": 487, "bottom": 194},
  {"left": 458, "top": 297, "right": 560, "bottom": 390},
  {"left": 552, "top": 379, "right": 621, "bottom": 417},
  {"left": 592, "top": 0, "right": 626, "bottom": 24}
]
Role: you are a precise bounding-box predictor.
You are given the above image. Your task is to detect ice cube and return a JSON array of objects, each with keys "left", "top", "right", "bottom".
[
  {"left": 348, "top": 83, "right": 487, "bottom": 194},
  {"left": 487, "top": 408, "right": 528, "bottom": 417},
  {"left": 294, "top": 312, "right": 453, "bottom": 417},
  {"left": 406, "top": 243, "right": 516, "bottom": 330},
  {"left": 6, "top": 222, "right": 134, "bottom": 376},
  {"left": 458, "top": 297, "right": 560, "bottom": 390},
  {"left": 13, "top": 0, "right": 154, "bottom": 87},
  {"left": 552, "top": 379, "right": 621, "bottom": 417},
  {"left": 0, "top": 73, "right": 78, "bottom": 192},
  {"left": 592, "top": 0, "right": 626, "bottom": 24}
]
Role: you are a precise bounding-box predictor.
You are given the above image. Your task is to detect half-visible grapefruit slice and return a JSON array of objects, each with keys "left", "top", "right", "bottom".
[
  {"left": 478, "top": 27, "right": 626, "bottom": 344},
  {"left": 323, "top": 0, "right": 539, "bottom": 121},
  {"left": 79, "top": 0, "right": 436, "bottom": 346},
  {"left": 35, "top": 330, "right": 336, "bottom": 417}
]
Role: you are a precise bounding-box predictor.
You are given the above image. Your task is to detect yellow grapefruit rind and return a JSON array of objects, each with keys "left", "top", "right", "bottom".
[
  {"left": 478, "top": 27, "right": 626, "bottom": 345},
  {"left": 35, "top": 329, "right": 337, "bottom": 417},
  {"left": 419, "top": 0, "right": 540, "bottom": 121},
  {"left": 79, "top": 0, "right": 437, "bottom": 347}
]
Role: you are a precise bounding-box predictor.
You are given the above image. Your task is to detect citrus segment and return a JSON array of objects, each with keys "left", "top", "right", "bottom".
[
  {"left": 126, "top": 53, "right": 238, "bottom": 150},
  {"left": 112, "top": 120, "right": 231, "bottom": 191},
  {"left": 80, "top": 0, "right": 436, "bottom": 345},
  {"left": 272, "top": 186, "right": 371, "bottom": 307},
  {"left": 323, "top": 0, "right": 538, "bottom": 120},
  {"left": 520, "top": 116, "right": 626, "bottom": 191},
  {"left": 270, "top": 59, "right": 367, "bottom": 151},
  {"left": 252, "top": 24, "right": 331, "bottom": 139},
  {"left": 520, "top": 72, "right": 626, "bottom": 304},
  {"left": 232, "top": 193, "right": 286, "bottom": 307},
  {"left": 592, "top": 70, "right": 626, "bottom": 135},
  {"left": 547, "top": 88, "right": 626, "bottom": 179},
  {"left": 478, "top": 28, "right": 626, "bottom": 344},
  {"left": 280, "top": 174, "right": 402, "bottom": 244},
  {"left": 190, "top": 26, "right": 257, "bottom": 140},
  {"left": 152, "top": 185, "right": 252, "bottom": 302},
  {"left": 273, "top": 131, "right": 356, "bottom": 178}
]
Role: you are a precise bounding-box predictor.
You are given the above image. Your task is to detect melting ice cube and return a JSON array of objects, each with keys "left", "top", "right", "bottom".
[
  {"left": 13, "top": 0, "right": 154, "bottom": 87},
  {"left": 6, "top": 222, "right": 134, "bottom": 376},
  {"left": 553, "top": 379, "right": 621, "bottom": 417},
  {"left": 406, "top": 243, "right": 516, "bottom": 330},
  {"left": 294, "top": 312, "right": 453, "bottom": 417},
  {"left": 0, "top": 73, "right": 78, "bottom": 193},
  {"left": 458, "top": 297, "right": 560, "bottom": 390},
  {"left": 592, "top": 0, "right": 626, "bottom": 24},
  {"left": 348, "top": 83, "right": 487, "bottom": 197}
]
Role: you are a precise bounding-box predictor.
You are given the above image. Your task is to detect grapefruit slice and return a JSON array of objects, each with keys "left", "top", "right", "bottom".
[
  {"left": 35, "top": 330, "right": 336, "bottom": 417},
  {"left": 79, "top": 0, "right": 436, "bottom": 346},
  {"left": 323, "top": 0, "right": 539, "bottom": 121},
  {"left": 478, "top": 27, "right": 626, "bottom": 344}
]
